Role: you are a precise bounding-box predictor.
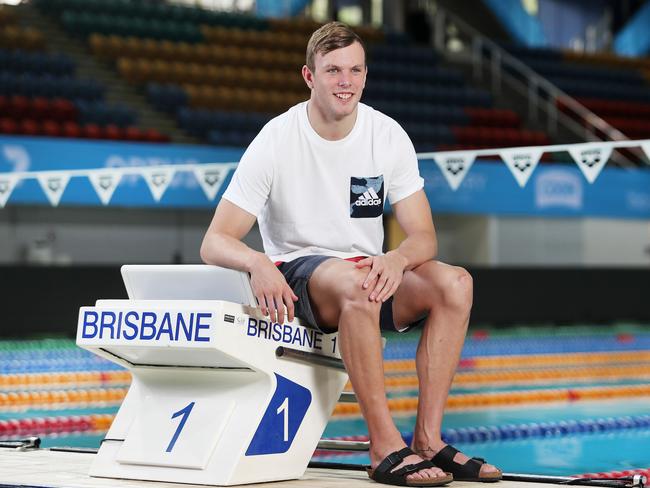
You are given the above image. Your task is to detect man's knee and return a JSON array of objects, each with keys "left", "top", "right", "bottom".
[
  {"left": 311, "top": 263, "right": 381, "bottom": 327},
  {"left": 419, "top": 262, "right": 473, "bottom": 312},
  {"left": 440, "top": 265, "right": 473, "bottom": 312},
  {"left": 336, "top": 267, "right": 381, "bottom": 320}
]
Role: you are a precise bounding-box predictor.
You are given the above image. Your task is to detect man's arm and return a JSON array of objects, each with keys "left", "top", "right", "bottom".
[
  {"left": 390, "top": 188, "right": 437, "bottom": 269},
  {"left": 200, "top": 199, "right": 297, "bottom": 323},
  {"left": 355, "top": 189, "right": 437, "bottom": 302}
]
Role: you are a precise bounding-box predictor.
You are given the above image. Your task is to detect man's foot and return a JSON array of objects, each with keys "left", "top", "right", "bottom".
[
  {"left": 369, "top": 443, "right": 451, "bottom": 485},
  {"left": 412, "top": 441, "right": 501, "bottom": 481}
]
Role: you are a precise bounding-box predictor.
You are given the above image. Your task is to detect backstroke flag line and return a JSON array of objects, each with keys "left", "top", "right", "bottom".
[{"left": 0, "top": 140, "right": 648, "bottom": 205}]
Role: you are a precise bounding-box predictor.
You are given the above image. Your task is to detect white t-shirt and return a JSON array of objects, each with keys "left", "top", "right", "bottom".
[{"left": 222, "top": 101, "right": 424, "bottom": 262}]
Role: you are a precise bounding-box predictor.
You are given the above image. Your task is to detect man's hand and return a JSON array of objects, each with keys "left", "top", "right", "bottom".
[
  {"left": 355, "top": 250, "right": 408, "bottom": 302},
  {"left": 249, "top": 254, "right": 298, "bottom": 325}
]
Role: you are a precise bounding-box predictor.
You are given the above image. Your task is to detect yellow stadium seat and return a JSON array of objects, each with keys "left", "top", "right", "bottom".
[
  {"left": 141, "top": 38, "right": 159, "bottom": 60},
  {"left": 248, "top": 89, "right": 268, "bottom": 112},
  {"left": 218, "top": 65, "right": 238, "bottom": 87},
  {"left": 0, "top": 25, "right": 20, "bottom": 50},
  {"left": 123, "top": 36, "right": 142, "bottom": 59},
  {"left": 150, "top": 59, "right": 169, "bottom": 83},
  {"left": 175, "top": 41, "right": 193, "bottom": 62},
  {"left": 204, "top": 64, "right": 220, "bottom": 84},
  {"left": 23, "top": 27, "right": 44, "bottom": 50},
  {"left": 117, "top": 57, "right": 137, "bottom": 83},
  {"left": 106, "top": 34, "right": 123, "bottom": 59},
  {"left": 194, "top": 44, "right": 211, "bottom": 63},
  {"left": 89, "top": 33, "right": 107, "bottom": 57},
  {"left": 159, "top": 40, "right": 176, "bottom": 61},
  {"left": 186, "top": 62, "right": 204, "bottom": 84},
  {"left": 238, "top": 47, "right": 262, "bottom": 68}
]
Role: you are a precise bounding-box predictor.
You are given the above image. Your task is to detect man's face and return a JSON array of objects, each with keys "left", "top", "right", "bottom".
[{"left": 305, "top": 41, "right": 367, "bottom": 121}]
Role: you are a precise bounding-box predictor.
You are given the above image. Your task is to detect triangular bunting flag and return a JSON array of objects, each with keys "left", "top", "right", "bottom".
[
  {"left": 640, "top": 142, "right": 650, "bottom": 163},
  {"left": 0, "top": 173, "right": 19, "bottom": 208},
  {"left": 36, "top": 172, "right": 71, "bottom": 206},
  {"left": 432, "top": 151, "right": 476, "bottom": 190},
  {"left": 567, "top": 143, "right": 612, "bottom": 184},
  {"left": 88, "top": 169, "right": 123, "bottom": 205},
  {"left": 141, "top": 166, "right": 176, "bottom": 202},
  {"left": 192, "top": 164, "right": 232, "bottom": 201},
  {"left": 500, "top": 147, "right": 543, "bottom": 188}
]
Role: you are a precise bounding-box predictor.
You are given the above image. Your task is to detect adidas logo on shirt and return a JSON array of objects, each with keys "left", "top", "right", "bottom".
[
  {"left": 350, "top": 175, "right": 384, "bottom": 219},
  {"left": 354, "top": 187, "right": 382, "bottom": 206}
]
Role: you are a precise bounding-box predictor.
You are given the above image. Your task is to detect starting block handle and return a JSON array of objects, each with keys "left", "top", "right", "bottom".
[
  {"left": 316, "top": 439, "right": 369, "bottom": 451},
  {"left": 276, "top": 346, "right": 346, "bottom": 371}
]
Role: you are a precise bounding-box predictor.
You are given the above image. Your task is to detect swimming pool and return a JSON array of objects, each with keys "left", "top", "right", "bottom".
[{"left": 1, "top": 324, "right": 649, "bottom": 477}]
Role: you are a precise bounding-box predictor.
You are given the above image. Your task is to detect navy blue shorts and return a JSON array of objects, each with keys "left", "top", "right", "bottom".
[{"left": 276, "top": 255, "right": 426, "bottom": 333}]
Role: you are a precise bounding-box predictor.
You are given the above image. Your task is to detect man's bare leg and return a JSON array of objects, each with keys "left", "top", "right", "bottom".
[
  {"left": 392, "top": 261, "right": 499, "bottom": 475},
  {"left": 308, "top": 259, "right": 447, "bottom": 482}
]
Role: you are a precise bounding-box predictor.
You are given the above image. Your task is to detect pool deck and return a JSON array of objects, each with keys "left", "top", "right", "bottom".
[{"left": 0, "top": 448, "right": 557, "bottom": 488}]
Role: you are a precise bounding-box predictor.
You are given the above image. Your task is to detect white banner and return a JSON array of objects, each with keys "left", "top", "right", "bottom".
[
  {"left": 141, "top": 167, "right": 176, "bottom": 202},
  {"left": 36, "top": 172, "right": 71, "bottom": 206},
  {"left": 432, "top": 151, "right": 476, "bottom": 190},
  {"left": 0, "top": 173, "right": 19, "bottom": 208},
  {"left": 499, "top": 147, "right": 543, "bottom": 188},
  {"left": 567, "top": 143, "right": 612, "bottom": 184},
  {"left": 88, "top": 169, "right": 124, "bottom": 205},
  {"left": 193, "top": 164, "right": 232, "bottom": 201}
]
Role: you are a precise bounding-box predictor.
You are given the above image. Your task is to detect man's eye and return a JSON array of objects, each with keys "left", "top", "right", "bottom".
[{"left": 328, "top": 68, "right": 338, "bottom": 73}]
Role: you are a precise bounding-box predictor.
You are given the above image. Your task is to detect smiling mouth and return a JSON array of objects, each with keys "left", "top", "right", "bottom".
[{"left": 335, "top": 93, "right": 353, "bottom": 100}]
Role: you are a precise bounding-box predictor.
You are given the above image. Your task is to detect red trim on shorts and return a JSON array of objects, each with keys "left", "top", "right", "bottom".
[{"left": 345, "top": 256, "right": 367, "bottom": 263}]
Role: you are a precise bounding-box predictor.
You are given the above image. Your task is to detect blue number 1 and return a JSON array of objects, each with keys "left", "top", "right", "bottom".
[{"left": 166, "top": 401, "right": 195, "bottom": 452}]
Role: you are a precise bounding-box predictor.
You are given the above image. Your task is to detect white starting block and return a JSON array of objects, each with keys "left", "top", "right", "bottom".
[{"left": 76, "top": 265, "right": 349, "bottom": 486}]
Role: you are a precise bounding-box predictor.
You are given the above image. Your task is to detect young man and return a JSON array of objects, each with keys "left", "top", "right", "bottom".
[{"left": 201, "top": 21, "right": 501, "bottom": 487}]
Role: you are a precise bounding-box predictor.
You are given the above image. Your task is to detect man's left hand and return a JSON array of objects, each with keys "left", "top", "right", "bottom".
[{"left": 355, "top": 251, "right": 408, "bottom": 303}]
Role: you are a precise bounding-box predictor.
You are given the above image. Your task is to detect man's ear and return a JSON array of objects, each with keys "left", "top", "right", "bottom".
[{"left": 302, "top": 65, "right": 314, "bottom": 90}]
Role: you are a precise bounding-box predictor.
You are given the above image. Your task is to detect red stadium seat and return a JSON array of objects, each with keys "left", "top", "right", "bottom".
[
  {"left": 30, "top": 97, "right": 51, "bottom": 119},
  {"left": 124, "top": 126, "right": 143, "bottom": 141},
  {"left": 143, "top": 128, "right": 169, "bottom": 143},
  {"left": 103, "top": 124, "right": 124, "bottom": 140},
  {"left": 0, "top": 117, "right": 18, "bottom": 134},
  {"left": 8, "top": 95, "right": 30, "bottom": 119},
  {"left": 42, "top": 120, "right": 62, "bottom": 137},
  {"left": 62, "top": 121, "right": 82, "bottom": 138},
  {"left": 83, "top": 124, "right": 103, "bottom": 139},
  {"left": 50, "top": 98, "right": 77, "bottom": 121},
  {"left": 19, "top": 119, "right": 40, "bottom": 136}
]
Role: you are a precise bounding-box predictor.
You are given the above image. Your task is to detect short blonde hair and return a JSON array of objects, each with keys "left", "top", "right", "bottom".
[{"left": 306, "top": 21, "right": 366, "bottom": 72}]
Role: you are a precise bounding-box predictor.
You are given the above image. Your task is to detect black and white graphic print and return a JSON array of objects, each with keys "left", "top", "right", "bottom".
[
  {"left": 350, "top": 175, "right": 384, "bottom": 218},
  {"left": 500, "top": 148, "right": 543, "bottom": 188},
  {"left": 567, "top": 144, "right": 611, "bottom": 184},
  {"left": 432, "top": 152, "right": 476, "bottom": 191}
]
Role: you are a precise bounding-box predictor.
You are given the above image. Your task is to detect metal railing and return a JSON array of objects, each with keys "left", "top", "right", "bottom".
[{"left": 419, "top": 1, "right": 639, "bottom": 168}]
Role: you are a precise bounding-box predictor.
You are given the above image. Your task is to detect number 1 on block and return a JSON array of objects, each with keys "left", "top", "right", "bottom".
[
  {"left": 166, "top": 401, "right": 195, "bottom": 452},
  {"left": 276, "top": 397, "right": 289, "bottom": 442}
]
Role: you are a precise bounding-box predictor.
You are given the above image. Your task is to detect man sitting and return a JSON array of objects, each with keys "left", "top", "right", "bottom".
[{"left": 201, "top": 21, "right": 501, "bottom": 487}]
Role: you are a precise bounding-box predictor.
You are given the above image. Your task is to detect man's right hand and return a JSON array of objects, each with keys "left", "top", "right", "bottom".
[{"left": 249, "top": 254, "right": 298, "bottom": 325}]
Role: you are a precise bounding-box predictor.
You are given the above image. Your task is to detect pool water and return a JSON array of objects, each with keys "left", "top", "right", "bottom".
[{"left": 1, "top": 324, "right": 650, "bottom": 476}]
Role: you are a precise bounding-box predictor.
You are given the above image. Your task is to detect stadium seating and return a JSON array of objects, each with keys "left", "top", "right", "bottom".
[
  {"left": 505, "top": 44, "right": 650, "bottom": 142},
  {"left": 0, "top": 4, "right": 169, "bottom": 142},
  {"left": 25, "top": 1, "right": 550, "bottom": 151}
]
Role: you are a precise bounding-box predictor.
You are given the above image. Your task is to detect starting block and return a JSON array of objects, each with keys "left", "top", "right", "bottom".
[{"left": 76, "top": 264, "right": 349, "bottom": 486}]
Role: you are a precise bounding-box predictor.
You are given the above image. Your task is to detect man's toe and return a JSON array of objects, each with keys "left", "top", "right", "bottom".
[{"left": 481, "top": 463, "right": 500, "bottom": 474}]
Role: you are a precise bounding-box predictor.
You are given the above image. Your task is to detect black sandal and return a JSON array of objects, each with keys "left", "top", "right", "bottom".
[
  {"left": 431, "top": 445, "right": 502, "bottom": 482},
  {"left": 367, "top": 447, "right": 453, "bottom": 487}
]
